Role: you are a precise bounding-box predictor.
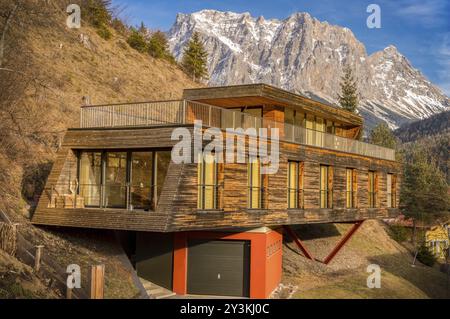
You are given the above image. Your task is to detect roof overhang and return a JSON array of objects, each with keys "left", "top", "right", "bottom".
[{"left": 183, "top": 84, "right": 363, "bottom": 127}]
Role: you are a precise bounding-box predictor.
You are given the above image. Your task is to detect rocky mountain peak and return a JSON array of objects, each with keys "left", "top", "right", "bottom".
[{"left": 168, "top": 10, "right": 449, "bottom": 130}]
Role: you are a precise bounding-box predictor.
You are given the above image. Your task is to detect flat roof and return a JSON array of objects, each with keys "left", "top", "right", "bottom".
[{"left": 183, "top": 83, "right": 363, "bottom": 127}]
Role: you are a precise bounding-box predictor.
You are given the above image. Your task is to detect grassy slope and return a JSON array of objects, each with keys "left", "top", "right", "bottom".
[
  {"left": 282, "top": 220, "right": 449, "bottom": 299},
  {"left": 0, "top": 1, "right": 199, "bottom": 299},
  {"left": 0, "top": 249, "right": 58, "bottom": 299},
  {"left": 28, "top": 9, "right": 200, "bottom": 141}
]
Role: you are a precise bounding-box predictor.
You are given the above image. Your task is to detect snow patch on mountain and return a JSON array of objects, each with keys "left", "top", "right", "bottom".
[{"left": 168, "top": 10, "right": 450, "bottom": 130}]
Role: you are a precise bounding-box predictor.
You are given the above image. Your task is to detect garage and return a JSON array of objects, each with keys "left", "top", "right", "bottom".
[
  {"left": 187, "top": 239, "right": 250, "bottom": 297},
  {"left": 135, "top": 232, "right": 173, "bottom": 290}
]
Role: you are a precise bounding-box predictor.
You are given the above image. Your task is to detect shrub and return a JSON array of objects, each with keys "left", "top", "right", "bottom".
[
  {"left": 85, "top": 0, "right": 111, "bottom": 28},
  {"left": 389, "top": 225, "right": 409, "bottom": 243},
  {"left": 126, "top": 29, "right": 148, "bottom": 53},
  {"left": 96, "top": 23, "right": 112, "bottom": 40},
  {"left": 111, "top": 18, "right": 127, "bottom": 35},
  {"left": 417, "top": 244, "right": 437, "bottom": 267}
]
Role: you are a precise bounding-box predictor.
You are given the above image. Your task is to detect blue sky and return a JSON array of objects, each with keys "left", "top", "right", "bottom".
[{"left": 112, "top": 0, "right": 450, "bottom": 95}]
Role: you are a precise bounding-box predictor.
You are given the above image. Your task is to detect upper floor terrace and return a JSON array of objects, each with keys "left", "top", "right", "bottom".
[{"left": 79, "top": 98, "right": 395, "bottom": 161}]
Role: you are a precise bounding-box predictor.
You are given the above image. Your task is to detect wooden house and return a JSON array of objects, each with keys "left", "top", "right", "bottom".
[
  {"left": 425, "top": 223, "right": 450, "bottom": 260},
  {"left": 32, "top": 84, "right": 401, "bottom": 298}
]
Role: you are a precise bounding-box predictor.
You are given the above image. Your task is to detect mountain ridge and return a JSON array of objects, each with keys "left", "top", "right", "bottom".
[{"left": 168, "top": 9, "right": 449, "bottom": 131}]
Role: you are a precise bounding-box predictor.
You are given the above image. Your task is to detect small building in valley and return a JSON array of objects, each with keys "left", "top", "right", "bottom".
[{"left": 425, "top": 223, "right": 450, "bottom": 260}]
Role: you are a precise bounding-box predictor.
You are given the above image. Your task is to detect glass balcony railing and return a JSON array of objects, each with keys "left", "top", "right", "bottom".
[{"left": 80, "top": 100, "right": 396, "bottom": 161}]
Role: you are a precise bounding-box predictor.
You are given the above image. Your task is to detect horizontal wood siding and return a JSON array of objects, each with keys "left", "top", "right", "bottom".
[{"left": 32, "top": 126, "right": 401, "bottom": 232}]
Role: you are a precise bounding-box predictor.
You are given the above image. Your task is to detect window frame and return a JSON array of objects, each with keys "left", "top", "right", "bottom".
[
  {"left": 77, "top": 149, "right": 171, "bottom": 211},
  {"left": 320, "top": 165, "right": 333, "bottom": 209},
  {"left": 346, "top": 168, "right": 356, "bottom": 208},
  {"left": 287, "top": 161, "right": 304, "bottom": 209},
  {"left": 368, "top": 170, "right": 377, "bottom": 208},
  {"left": 387, "top": 173, "right": 396, "bottom": 208},
  {"left": 248, "top": 157, "right": 266, "bottom": 209},
  {"left": 197, "top": 153, "right": 219, "bottom": 210}
]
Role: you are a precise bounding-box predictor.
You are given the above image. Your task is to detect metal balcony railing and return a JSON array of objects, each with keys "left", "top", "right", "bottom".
[
  {"left": 44, "top": 182, "right": 163, "bottom": 211},
  {"left": 80, "top": 100, "right": 396, "bottom": 161}
]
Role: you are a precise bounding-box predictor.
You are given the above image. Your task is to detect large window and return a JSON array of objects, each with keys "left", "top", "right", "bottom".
[
  {"left": 305, "top": 114, "right": 315, "bottom": 145},
  {"left": 105, "top": 152, "right": 128, "bottom": 208},
  {"left": 315, "top": 117, "right": 325, "bottom": 146},
  {"left": 130, "top": 152, "right": 153, "bottom": 210},
  {"left": 79, "top": 152, "right": 102, "bottom": 206},
  {"left": 155, "top": 152, "right": 171, "bottom": 203},
  {"left": 387, "top": 173, "right": 396, "bottom": 208},
  {"left": 326, "top": 120, "right": 335, "bottom": 134},
  {"left": 77, "top": 150, "right": 170, "bottom": 210},
  {"left": 368, "top": 171, "right": 377, "bottom": 208},
  {"left": 197, "top": 154, "right": 218, "bottom": 210},
  {"left": 346, "top": 168, "right": 356, "bottom": 208},
  {"left": 248, "top": 158, "right": 265, "bottom": 209},
  {"left": 320, "top": 165, "right": 332, "bottom": 208},
  {"left": 288, "top": 161, "right": 304, "bottom": 209},
  {"left": 242, "top": 107, "right": 263, "bottom": 129}
]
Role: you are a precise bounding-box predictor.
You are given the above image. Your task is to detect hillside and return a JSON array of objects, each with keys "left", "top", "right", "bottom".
[
  {"left": 0, "top": 0, "right": 198, "bottom": 298},
  {"left": 168, "top": 10, "right": 450, "bottom": 131},
  {"left": 395, "top": 110, "right": 450, "bottom": 143},
  {"left": 394, "top": 112, "right": 450, "bottom": 184},
  {"left": 0, "top": 0, "right": 199, "bottom": 210},
  {"left": 276, "top": 220, "right": 449, "bottom": 299}
]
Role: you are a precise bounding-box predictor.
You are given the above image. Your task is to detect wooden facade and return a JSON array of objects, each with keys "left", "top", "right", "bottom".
[{"left": 32, "top": 85, "right": 401, "bottom": 232}]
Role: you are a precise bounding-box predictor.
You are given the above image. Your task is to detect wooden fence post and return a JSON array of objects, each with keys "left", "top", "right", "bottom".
[
  {"left": 90, "top": 264, "right": 105, "bottom": 299},
  {"left": 34, "top": 245, "right": 44, "bottom": 272},
  {"left": 66, "top": 286, "right": 73, "bottom": 300},
  {"left": 0, "top": 222, "right": 18, "bottom": 256}
]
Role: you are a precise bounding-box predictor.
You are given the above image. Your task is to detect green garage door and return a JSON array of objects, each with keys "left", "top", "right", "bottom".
[
  {"left": 136, "top": 232, "right": 173, "bottom": 290},
  {"left": 187, "top": 240, "right": 250, "bottom": 297}
]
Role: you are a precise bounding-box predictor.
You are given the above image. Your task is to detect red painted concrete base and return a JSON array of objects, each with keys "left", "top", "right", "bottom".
[{"left": 173, "top": 229, "right": 283, "bottom": 299}]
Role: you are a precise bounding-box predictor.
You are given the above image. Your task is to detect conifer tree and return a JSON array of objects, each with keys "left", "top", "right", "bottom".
[
  {"left": 181, "top": 32, "right": 209, "bottom": 81},
  {"left": 138, "top": 21, "right": 147, "bottom": 37},
  {"left": 148, "top": 31, "right": 171, "bottom": 60},
  {"left": 338, "top": 65, "right": 359, "bottom": 113},
  {"left": 369, "top": 123, "right": 397, "bottom": 149},
  {"left": 400, "top": 146, "right": 449, "bottom": 221}
]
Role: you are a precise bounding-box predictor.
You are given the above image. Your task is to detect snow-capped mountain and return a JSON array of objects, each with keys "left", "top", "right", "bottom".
[{"left": 168, "top": 10, "right": 450, "bottom": 130}]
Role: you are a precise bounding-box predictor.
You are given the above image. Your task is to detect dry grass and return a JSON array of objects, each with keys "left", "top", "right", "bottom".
[
  {"left": 0, "top": 249, "right": 58, "bottom": 299},
  {"left": 0, "top": 1, "right": 200, "bottom": 299}
]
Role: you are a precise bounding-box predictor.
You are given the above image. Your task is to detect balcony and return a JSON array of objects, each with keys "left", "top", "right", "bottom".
[{"left": 79, "top": 100, "right": 395, "bottom": 161}]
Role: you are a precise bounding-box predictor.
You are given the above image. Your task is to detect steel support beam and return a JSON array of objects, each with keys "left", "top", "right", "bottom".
[
  {"left": 283, "top": 221, "right": 365, "bottom": 265},
  {"left": 283, "top": 225, "right": 315, "bottom": 261},
  {"left": 321, "top": 220, "right": 364, "bottom": 265}
]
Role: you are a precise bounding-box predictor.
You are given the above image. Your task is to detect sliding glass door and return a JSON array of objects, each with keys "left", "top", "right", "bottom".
[
  {"left": 79, "top": 152, "right": 102, "bottom": 206},
  {"left": 78, "top": 150, "right": 171, "bottom": 210},
  {"left": 155, "top": 152, "right": 171, "bottom": 204},
  {"left": 104, "top": 152, "right": 127, "bottom": 208},
  {"left": 130, "top": 152, "right": 153, "bottom": 210}
]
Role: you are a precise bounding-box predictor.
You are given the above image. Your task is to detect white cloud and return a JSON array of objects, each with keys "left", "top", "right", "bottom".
[{"left": 394, "top": 0, "right": 448, "bottom": 28}]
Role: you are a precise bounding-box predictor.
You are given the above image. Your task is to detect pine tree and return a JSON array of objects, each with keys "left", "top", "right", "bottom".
[
  {"left": 138, "top": 22, "right": 147, "bottom": 37},
  {"left": 338, "top": 65, "right": 359, "bottom": 113},
  {"left": 400, "top": 146, "right": 449, "bottom": 221},
  {"left": 181, "top": 32, "right": 209, "bottom": 82},
  {"left": 148, "top": 31, "right": 172, "bottom": 60},
  {"left": 369, "top": 123, "right": 397, "bottom": 149}
]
